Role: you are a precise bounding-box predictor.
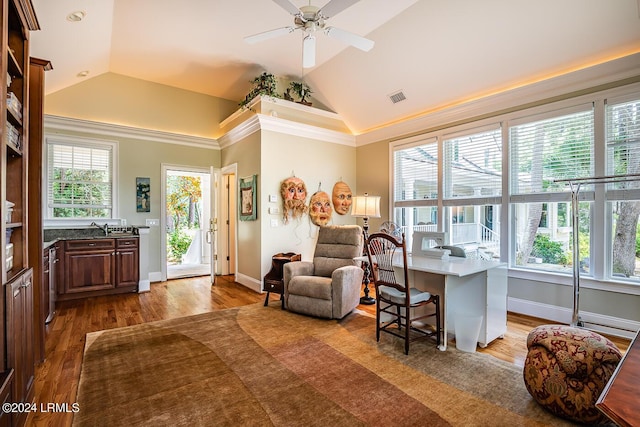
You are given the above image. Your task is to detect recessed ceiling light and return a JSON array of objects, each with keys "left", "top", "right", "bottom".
[
  {"left": 66, "top": 11, "right": 86, "bottom": 22},
  {"left": 77, "top": 70, "right": 90, "bottom": 77}
]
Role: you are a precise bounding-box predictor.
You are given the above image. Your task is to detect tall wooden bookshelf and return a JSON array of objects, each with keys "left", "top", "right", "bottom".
[{"left": 1, "top": 0, "right": 39, "bottom": 425}]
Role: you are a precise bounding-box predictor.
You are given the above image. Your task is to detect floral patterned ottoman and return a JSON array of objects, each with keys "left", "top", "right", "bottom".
[{"left": 523, "top": 325, "right": 622, "bottom": 424}]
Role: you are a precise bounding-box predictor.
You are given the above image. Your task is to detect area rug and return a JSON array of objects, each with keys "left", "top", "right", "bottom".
[{"left": 74, "top": 304, "right": 575, "bottom": 426}]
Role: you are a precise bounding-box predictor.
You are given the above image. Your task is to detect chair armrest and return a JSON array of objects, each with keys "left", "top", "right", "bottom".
[
  {"left": 331, "top": 266, "right": 365, "bottom": 318},
  {"left": 283, "top": 261, "right": 315, "bottom": 287},
  {"left": 331, "top": 266, "right": 364, "bottom": 292}
]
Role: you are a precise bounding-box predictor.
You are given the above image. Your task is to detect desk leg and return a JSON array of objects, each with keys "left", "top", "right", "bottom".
[{"left": 438, "top": 281, "right": 448, "bottom": 351}]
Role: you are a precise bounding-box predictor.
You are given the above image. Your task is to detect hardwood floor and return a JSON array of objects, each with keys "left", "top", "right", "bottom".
[{"left": 27, "top": 276, "right": 630, "bottom": 427}]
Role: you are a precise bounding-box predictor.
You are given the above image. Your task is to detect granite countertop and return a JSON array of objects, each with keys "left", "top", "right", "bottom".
[{"left": 43, "top": 227, "right": 141, "bottom": 248}]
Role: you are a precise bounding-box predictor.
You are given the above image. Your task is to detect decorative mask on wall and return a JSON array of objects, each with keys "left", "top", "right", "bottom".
[
  {"left": 280, "top": 176, "right": 308, "bottom": 223},
  {"left": 309, "top": 190, "right": 333, "bottom": 226},
  {"left": 332, "top": 181, "right": 353, "bottom": 215}
]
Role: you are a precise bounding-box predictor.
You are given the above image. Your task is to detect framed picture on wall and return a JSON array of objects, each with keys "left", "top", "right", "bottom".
[
  {"left": 136, "top": 177, "right": 151, "bottom": 212},
  {"left": 239, "top": 174, "right": 257, "bottom": 221}
]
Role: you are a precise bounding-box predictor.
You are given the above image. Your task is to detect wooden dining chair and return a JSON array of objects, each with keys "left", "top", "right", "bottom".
[{"left": 365, "top": 232, "right": 441, "bottom": 354}]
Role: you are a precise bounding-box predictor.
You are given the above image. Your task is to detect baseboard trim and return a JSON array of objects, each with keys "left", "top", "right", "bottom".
[
  {"left": 508, "top": 297, "right": 639, "bottom": 339},
  {"left": 149, "top": 271, "right": 162, "bottom": 283},
  {"left": 138, "top": 279, "right": 151, "bottom": 293},
  {"left": 235, "top": 272, "right": 262, "bottom": 293}
]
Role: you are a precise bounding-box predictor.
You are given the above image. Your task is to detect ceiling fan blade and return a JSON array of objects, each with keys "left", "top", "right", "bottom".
[
  {"left": 318, "top": 0, "right": 360, "bottom": 18},
  {"left": 244, "top": 26, "right": 295, "bottom": 44},
  {"left": 302, "top": 35, "right": 316, "bottom": 68},
  {"left": 272, "top": 0, "right": 302, "bottom": 16},
  {"left": 324, "top": 26, "right": 374, "bottom": 51}
]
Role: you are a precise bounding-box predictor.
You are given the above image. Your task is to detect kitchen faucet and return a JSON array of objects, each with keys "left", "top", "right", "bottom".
[{"left": 90, "top": 221, "right": 109, "bottom": 236}]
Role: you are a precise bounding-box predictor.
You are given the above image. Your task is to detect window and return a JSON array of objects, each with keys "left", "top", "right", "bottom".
[
  {"left": 440, "top": 126, "right": 503, "bottom": 257},
  {"left": 606, "top": 96, "right": 640, "bottom": 282},
  {"left": 390, "top": 85, "right": 640, "bottom": 285},
  {"left": 446, "top": 203, "right": 501, "bottom": 259},
  {"left": 510, "top": 106, "right": 594, "bottom": 195},
  {"left": 46, "top": 137, "right": 117, "bottom": 220},
  {"left": 394, "top": 138, "right": 438, "bottom": 202},
  {"left": 393, "top": 138, "right": 440, "bottom": 248},
  {"left": 443, "top": 126, "right": 502, "bottom": 199},
  {"left": 509, "top": 105, "right": 594, "bottom": 272}
]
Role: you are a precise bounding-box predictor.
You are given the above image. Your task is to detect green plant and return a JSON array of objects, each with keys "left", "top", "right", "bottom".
[
  {"left": 531, "top": 234, "right": 567, "bottom": 264},
  {"left": 167, "top": 229, "right": 192, "bottom": 262},
  {"left": 239, "top": 72, "right": 279, "bottom": 108},
  {"left": 288, "top": 81, "right": 313, "bottom": 104}
]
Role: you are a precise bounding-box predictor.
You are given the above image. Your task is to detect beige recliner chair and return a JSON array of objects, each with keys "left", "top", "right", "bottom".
[{"left": 284, "top": 225, "right": 364, "bottom": 319}]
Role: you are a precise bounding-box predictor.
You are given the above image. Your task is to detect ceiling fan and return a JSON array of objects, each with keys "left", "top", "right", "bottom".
[{"left": 244, "top": 0, "right": 375, "bottom": 68}]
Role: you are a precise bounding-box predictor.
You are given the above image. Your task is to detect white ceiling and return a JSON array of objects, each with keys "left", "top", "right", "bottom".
[{"left": 29, "top": 0, "right": 640, "bottom": 135}]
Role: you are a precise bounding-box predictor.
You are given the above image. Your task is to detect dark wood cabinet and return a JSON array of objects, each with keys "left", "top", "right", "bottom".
[
  {"left": 29, "top": 58, "right": 52, "bottom": 365},
  {"left": 58, "top": 238, "right": 139, "bottom": 300},
  {"left": 64, "top": 239, "right": 116, "bottom": 295},
  {"left": 6, "top": 269, "right": 34, "bottom": 427},
  {"left": 0, "top": 371, "right": 13, "bottom": 427},
  {"left": 116, "top": 238, "right": 139, "bottom": 288},
  {"left": 2, "top": 2, "right": 41, "bottom": 425}
]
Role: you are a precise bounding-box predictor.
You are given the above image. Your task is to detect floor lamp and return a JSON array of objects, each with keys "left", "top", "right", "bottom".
[{"left": 351, "top": 193, "right": 381, "bottom": 305}]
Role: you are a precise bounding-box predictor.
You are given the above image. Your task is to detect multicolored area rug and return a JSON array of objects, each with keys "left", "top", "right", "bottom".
[{"left": 74, "top": 304, "right": 574, "bottom": 426}]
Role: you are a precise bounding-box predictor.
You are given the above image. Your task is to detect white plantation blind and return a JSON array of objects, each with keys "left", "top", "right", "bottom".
[
  {"left": 443, "top": 126, "right": 502, "bottom": 199},
  {"left": 606, "top": 97, "right": 640, "bottom": 194},
  {"left": 394, "top": 138, "right": 438, "bottom": 203},
  {"left": 509, "top": 106, "right": 594, "bottom": 195},
  {"left": 47, "top": 141, "right": 114, "bottom": 218}
]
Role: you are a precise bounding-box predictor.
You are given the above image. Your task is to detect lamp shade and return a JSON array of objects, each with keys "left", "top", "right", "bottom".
[{"left": 351, "top": 194, "right": 381, "bottom": 218}]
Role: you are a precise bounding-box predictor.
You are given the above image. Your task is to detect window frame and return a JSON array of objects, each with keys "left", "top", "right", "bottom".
[
  {"left": 44, "top": 134, "right": 119, "bottom": 227},
  {"left": 389, "top": 83, "right": 640, "bottom": 292}
]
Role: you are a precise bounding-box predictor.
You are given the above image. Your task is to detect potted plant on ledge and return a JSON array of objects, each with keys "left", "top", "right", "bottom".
[
  {"left": 239, "top": 72, "right": 280, "bottom": 109},
  {"left": 288, "top": 81, "right": 313, "bottom": 106}
]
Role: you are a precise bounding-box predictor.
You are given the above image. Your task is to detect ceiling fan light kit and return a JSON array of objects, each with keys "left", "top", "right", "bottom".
[
  {"left": 303, "top": 35, "right": 316, "bottom": 68},
  {"left": 244, "top": 0, "right": 374, "bottom": 68}
]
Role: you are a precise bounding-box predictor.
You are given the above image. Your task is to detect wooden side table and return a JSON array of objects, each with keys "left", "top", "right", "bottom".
[
  {"left": 596, "top": 329, "right": 640, "bottom": 426},
  {"left": 263, "top": 252, "right": 301, "bottom": 309}
]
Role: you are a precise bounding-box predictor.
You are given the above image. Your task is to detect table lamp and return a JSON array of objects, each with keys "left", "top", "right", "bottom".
[
  {"left": 351, "top": 193, "right": 381, "bottom": 239},
  {"left": 351, "top": 193, "right": 381, "bottom": 305}
]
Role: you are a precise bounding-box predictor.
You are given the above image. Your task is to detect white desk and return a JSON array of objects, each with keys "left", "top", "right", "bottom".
[{"left": 359, "top": 254, "right": 508, "bottom": 351}]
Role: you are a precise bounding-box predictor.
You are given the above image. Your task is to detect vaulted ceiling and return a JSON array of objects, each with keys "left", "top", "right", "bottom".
[{"left": 29, "top": 0, "right": 640, "bottom": 135}]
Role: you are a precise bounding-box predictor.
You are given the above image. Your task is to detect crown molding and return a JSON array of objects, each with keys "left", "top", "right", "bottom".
[
  {"left": 218, "top": 113, "right": 355, "bottom": 148},
  {"left": 218, "top": 115, "right": 262, "bottom": 149},
  {"left": 44, "top": 115, "right": 220, "bottom": 150},
  {"left": 258, "top": 114, "right": 355, "bottom": 146},
  {"left": 356, "top": 53, "right": 640, "bottom": 146}
]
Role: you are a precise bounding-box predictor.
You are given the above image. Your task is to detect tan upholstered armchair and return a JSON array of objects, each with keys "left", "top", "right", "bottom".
[{"left": 284, "top": 225, "right": 364, "bottom": 319}]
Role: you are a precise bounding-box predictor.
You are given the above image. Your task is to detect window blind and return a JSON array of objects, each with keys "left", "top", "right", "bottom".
[
  {"left": 394, "top": 139, "right": 438, "bottom": 202},
  {"left": 606, "top": 97, "right": 640, "bottom": 191},
  {"left": 509, "top": 107, "right": 594, "bottom": 195},
  {"left": 443, "top": 127, "right": 502, "bottom": 199},
  {"left": 48, "top": 142, "right": 113, "bottom": 218}
]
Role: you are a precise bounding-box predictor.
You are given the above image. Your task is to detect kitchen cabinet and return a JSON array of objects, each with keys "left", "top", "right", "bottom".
[
  {"left": 1, "top": 1, "right": 41, "bottom": 425},
  {"left": 0, "top": 371, "right": 13, "bottom": 427},
  {"left": 29, "top": 58, "right": 52, "bottom": 365},
  {"left": 5, "top": 269, "right": 34, "bottom": 427},
  {"left": 116, "top": 238, "right": 139, "bottom": 288},
  {"left": 63, "top": 239, "right": 116, "bottom": 295},
  {"left": 58, "top": 237, "right": 139, "bottom": 300}
]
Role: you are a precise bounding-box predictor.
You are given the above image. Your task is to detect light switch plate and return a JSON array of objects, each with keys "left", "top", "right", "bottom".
[
  {"left": 145, "top": 219, "right": 159, "bottom": 226},
  {"left": 269, "top": 195, "right": 278, "bottom": 203}
]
